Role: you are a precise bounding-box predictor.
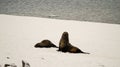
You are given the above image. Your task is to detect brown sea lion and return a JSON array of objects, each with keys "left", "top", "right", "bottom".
[
  {"left": 58, "top": 32, "right": 89, "bottom": 54},
  {"left": 34, "top": 39, "right": 58, "bottom": 48},
  {"left": 58, "top": 32, "right": 69, "bottom": 52}
]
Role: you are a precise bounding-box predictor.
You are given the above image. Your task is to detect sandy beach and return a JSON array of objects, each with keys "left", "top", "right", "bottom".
[{"left": 0, "top": 14, "right": 120, "bottom": 67}]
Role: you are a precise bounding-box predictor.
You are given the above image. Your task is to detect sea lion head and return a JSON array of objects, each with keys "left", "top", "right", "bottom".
[{"left": 61, "top": 32, "right": 69, "bottom": 42}]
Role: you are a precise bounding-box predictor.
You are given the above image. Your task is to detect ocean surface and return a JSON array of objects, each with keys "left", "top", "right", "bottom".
[{"left": 0, "top": 0, "right": 120, "bottom": 24}]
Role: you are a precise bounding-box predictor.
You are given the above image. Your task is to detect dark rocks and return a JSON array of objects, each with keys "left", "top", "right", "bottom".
[
  {"left": 3, "top": 60, "right": 30, "bottom": 67},
  {"left": 4, "top": 63, "right": 17, "bottom": 67},
  {"left": 22, "top": 60, "right": 30, "bottom": 67}
]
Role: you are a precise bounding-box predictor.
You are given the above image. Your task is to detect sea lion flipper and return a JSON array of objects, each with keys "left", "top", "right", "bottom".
[{"left": 82, "top": 52, "right": 90, "bottom": 54}]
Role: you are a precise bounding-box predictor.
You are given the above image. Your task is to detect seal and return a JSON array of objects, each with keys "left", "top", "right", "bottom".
[
  {"left": 34, "top": 39, "right": 58, "bottom": 48},
  {"left": 58, "top": 32, "right": 69, "bottom": 52},
  {"left": 58, "top": 32, "right": 89, "bottom": 54}
]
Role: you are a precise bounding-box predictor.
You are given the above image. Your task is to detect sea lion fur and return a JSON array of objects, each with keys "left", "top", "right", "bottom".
[
  {"left": 35, "top": 39, "right": 58, "bottom": 48},
  {"left": 58, "top": 32, "right": 89, "bottom": 54}
]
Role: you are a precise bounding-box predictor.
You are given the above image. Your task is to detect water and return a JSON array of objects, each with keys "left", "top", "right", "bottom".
[{"left": 0, "top": 0, "right": 120, "bottom": 24}]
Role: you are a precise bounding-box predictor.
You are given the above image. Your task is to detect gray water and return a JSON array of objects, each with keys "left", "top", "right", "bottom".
[{"left": 0, "top": 0, "right": 120, "bottom": 24}]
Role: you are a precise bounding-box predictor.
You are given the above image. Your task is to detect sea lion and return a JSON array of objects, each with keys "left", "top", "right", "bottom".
[
  {"left": 58, "top": 32, "right": 89, "bottom": 54},
  {"left": 34, "top": 39, "right": 58, "bottom": 48},
  {"left": 58, "top": 32, "right": 69, "bottom": 52}
]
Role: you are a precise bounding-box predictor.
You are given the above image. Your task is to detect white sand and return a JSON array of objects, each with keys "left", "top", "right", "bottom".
[{"left": 0, "top": 14, "right": 120, "bottom": 67}]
